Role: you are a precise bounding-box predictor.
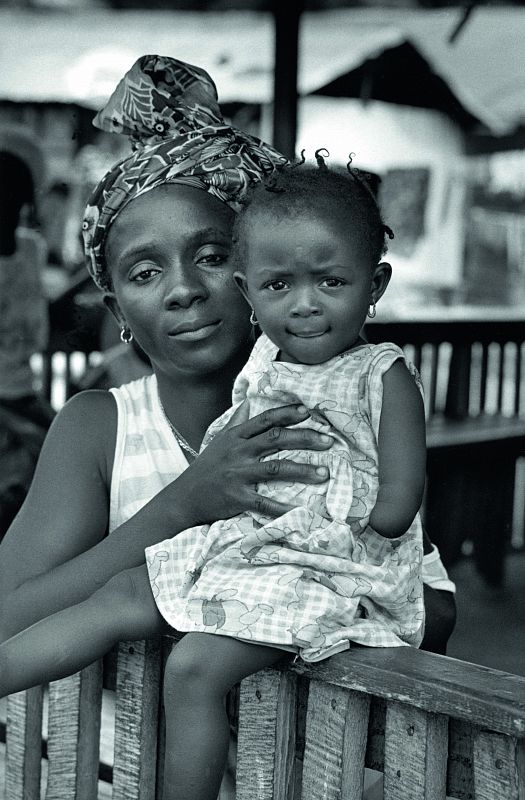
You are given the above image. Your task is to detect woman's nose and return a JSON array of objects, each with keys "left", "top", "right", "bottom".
[
  {"left": 163, "top": 263, "right": 207, "bottom": 309},
  {"left": 290, "top": 288, "right": 322, "bottom": 317}
]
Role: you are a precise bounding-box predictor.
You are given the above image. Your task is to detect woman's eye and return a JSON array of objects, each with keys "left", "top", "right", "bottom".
[
  {"left": 322, "top": 277, "right": 344, "bottom": 288},
  {"left": 197, "top": 251, "right": 228, "bottom": 267},
  {"left": 129, "top": 266, "right": 160, "bottom": 282},
  {"left": 267, "top": 280, "right": 288, "bottom": 291}
]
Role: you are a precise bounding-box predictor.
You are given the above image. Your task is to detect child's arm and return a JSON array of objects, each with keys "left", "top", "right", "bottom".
[{"left": 368, "top": 360, "right": 426, "bottom": 538}]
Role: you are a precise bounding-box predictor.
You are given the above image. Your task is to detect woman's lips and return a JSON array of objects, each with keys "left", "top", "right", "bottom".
[{"left": 169, "top": 321, "right": 222, "bottom": 341}]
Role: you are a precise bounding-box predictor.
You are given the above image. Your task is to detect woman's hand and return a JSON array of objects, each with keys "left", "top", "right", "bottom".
[{"left": 172, "top": 404, "right": 332, "bottom": 526}]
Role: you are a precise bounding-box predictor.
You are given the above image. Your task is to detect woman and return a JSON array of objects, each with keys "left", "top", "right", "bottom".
[
  {"left": 0, "top": 55, "right": 336, "bottom": 643},
  {"left": 0, "top": 56, "right": 455, "bottom": 794}
]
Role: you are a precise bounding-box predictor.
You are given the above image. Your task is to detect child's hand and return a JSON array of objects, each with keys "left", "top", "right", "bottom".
[{"left": 173, "top": 404, "right": 332, "bottom": 525}]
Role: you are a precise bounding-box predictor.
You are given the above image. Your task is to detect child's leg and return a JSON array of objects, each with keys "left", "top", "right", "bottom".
[
  {"left": 0, "top": 564, "right": 165, "bottom": 697},
  {"left": 162, "top": 633, "right": 285, "bottom": 800}
]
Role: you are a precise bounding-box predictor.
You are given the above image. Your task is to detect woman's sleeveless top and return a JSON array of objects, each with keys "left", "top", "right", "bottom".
[{"left": 108, "top": 374, "right": 188, "bottom": 533}]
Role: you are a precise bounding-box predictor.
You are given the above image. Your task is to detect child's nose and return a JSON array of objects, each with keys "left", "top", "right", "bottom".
[{"left": 290, "top": 288, "right": 322, "bottom": 316}]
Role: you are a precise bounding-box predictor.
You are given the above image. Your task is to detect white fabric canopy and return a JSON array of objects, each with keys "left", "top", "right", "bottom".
[{"left": 1, "top": 6, "right": 523, "bottom": 135}]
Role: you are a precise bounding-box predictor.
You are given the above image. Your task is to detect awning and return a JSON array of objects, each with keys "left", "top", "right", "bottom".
[{"left": 1, "top": 7, "right": 523, "bottom": 135}]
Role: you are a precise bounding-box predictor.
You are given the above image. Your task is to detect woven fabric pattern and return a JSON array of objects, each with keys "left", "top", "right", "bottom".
[{"left": 82, "top": 54, "right": 287, "bottom": 291}]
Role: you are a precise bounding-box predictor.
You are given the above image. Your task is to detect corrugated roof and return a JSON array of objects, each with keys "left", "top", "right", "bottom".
[{"left": 1, "top": 7, "right": 523, "bottom": 134}]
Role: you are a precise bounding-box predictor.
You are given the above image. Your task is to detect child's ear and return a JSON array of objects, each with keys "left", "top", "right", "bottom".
[
  {"left": 103, "top": 292, "right": 126, "bottom": 327},
  {"left": 370, "top": 262, "right": 392, "bottom": 304},
  {"left": 233, "top": 271, "right": 252, "bottom": 306}
]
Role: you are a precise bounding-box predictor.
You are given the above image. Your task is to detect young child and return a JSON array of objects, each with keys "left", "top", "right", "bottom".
[{"left": 145, "top": 155, "right": 426, "bottom": 664}]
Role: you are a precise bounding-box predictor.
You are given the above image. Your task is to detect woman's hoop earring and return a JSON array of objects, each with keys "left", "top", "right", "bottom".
[
  {"left": 249, "top": 309, "right": 258, "bottom": 326},
  {"left": 367, "top": 302, "right": 377, "bottom": 319},
  {"left": 120, "top": 326, "right": 134, "bottom": 343}
]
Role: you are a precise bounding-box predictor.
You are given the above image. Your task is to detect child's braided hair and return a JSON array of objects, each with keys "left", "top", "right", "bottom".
[{"left": 233, "top": 149, "right": 394, "bottom": 269}]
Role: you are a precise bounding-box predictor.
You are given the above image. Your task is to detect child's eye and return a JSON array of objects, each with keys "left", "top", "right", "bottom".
[
  {"left": 266, "top": 280, "right": 288, "bottom": 291},
  {"left": 322, "top": 277, "right": 344, "bottom": 288}
]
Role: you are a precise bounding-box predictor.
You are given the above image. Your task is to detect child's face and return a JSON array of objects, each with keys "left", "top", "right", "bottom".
[{"left": 235, "top": 208, "right": 391, "bottom": 364}]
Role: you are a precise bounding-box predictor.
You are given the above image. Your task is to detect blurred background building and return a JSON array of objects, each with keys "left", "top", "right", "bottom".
[{"left": 1, "top": 0, "right": 524, "bottom": 320}]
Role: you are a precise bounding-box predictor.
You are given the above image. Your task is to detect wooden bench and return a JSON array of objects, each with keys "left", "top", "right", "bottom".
[
  {"left": 366, "top": 317, "right": 525, "bottom": 587},
  {"left": 4, "top": 638, "right": 525, "bottom": 799}
]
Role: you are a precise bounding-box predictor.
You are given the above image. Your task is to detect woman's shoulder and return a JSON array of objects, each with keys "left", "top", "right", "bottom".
[
  {"left": 60, "top": 387, "right": 117, "bottom": 416},
  {"left": 53, "top": 389, "right": 117, "bottom": 453},
  {"left": 32, "top": 390, "right": 118, "bottom": 493}
]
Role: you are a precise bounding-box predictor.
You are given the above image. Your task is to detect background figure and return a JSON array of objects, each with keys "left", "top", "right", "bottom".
[{"left": 0, "top": 125, "right": 55, "bottom": 537}]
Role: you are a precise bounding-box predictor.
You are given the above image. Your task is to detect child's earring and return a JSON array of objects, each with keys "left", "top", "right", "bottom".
[
  {"left": 120, "top": 325, "right": 134, "bottom": 343},
  {"left": 249, "top": 309, "right": 258, "bottom": 326},
  {"left": 367, "top": 301, "right": 377, "bottom": 319}
]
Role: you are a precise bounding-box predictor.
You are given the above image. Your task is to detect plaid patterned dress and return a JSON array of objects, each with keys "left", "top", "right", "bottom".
[{"left": 146, "top": 336, "right": 425, "bottom": 661}]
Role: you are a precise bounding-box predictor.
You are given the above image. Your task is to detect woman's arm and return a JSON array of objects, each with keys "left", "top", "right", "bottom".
[
  {"left": 0, "top": 390, "right": 114, "bottom": 600},
  {"left": 1, "top": 399, "right": 331, "bottom": 640},
  {"left": 368, "top": 360, "right": 426, "bottom": 538}
]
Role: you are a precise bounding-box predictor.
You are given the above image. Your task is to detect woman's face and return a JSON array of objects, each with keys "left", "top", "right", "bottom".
[{"left": 105, "top": 184, "right": 252, "bottom": 380}]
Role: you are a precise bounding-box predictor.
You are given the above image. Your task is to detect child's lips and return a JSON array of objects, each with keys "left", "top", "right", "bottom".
[{"left": 289, "top": 329, "right": 329, "bottom": 338}]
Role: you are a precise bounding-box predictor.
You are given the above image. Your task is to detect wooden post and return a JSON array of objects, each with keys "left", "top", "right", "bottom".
[
  {"left": 46, "top": 662, "right": 103, "bottom": 800},
  {"left": 5, "top": 687, "right": 43, "bottom": 800},
  {"left": 271, "top": 1, "right": 303, "bottom": 159}
]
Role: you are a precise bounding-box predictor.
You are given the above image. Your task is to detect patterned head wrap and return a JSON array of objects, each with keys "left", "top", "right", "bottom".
[{"left": 82, "top": 54, "right": 288, "bottom": 291}]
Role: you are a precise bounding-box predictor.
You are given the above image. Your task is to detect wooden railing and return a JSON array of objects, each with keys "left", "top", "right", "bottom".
[
  {"left": 366, "top": 318, "right": 525, "bottom": 587},
  {"left": 5, "top": 639, "right": 525, "bottom": 799},
  {"left": 365, "top": 318, "right": 525, "bottom": 421}
]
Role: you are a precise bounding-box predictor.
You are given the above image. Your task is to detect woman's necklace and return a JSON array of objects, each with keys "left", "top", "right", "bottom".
[{"left": 158, "top": 396, "right": 199, "bottom": 459}]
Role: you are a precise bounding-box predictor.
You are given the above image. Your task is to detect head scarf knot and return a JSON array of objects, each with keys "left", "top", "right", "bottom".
[{"left": 83, "top": 54, "right": 287, "bottom": 291}]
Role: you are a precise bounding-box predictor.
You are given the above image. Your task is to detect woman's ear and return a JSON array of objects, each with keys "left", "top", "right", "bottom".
[
  {"left": 103, "top": 293, "right": 126, "bottom": 327},
  {"left": 370, "top": 262, "right": 392, "bottom": 304},
  {"left": 233, "top": 271, "right": 252, "bottom": 308}
]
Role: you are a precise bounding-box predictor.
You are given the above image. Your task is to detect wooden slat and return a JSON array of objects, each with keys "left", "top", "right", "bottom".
[
  {"left": 447, "top": 719, "right": 475, "bottom": 800},
  {"left": 301, "top": 681, "right": 370, "bottom": 800},
  {"left": 290, "top": 648, "right": 525, "bottom": 738},
  {"left": 341, "top": 690, "right": 371, "bottom": 798},
  {"left": 45, "top": 661, "right": 103, "bottom": 800},
  {"left": 425, "top": 415, "right": 525, "bottom": 450},
  {"left": 365, "top": 697, "right": 386, "bottom": 773},
  {"left": 515, "top": 342, "right": 522, "bottom": 415},
  {"left": 497, "top": 343, "right": 505, "bottom": 413},
  {"left": 112, "top": 638, "right": 162, "bottom": 800},
  {"left": 365, "top": 318, "right": 525, "bottom": 348},
  {"left": 445, "top": 342, "right": 471, "bottom": 419},
  {"left": 428, "top": 344, "right": 439, "bottom": 417},
  {"left": 384, "top": 701, "right": 448, "bottom": 800},
  {"left": 5, "top": 687, "right": 43, "bottom": 800},
  {"left": 301, "top": 681, "right": 347, "bottom": 800},
  {"left": 425, "top": 711, "right": 449, "bottom": 799},
  {"left": 236, "top": 667, "right": 297, "bottom": 800},
  {"left": 479, "top": 343, "right": 489, "bottom": 413},
  {"left": 473, "top": 730, "right": 525, "bottom": 800},
  {"left": 410, "top": 343, "right": 421, "bottom": 373}
]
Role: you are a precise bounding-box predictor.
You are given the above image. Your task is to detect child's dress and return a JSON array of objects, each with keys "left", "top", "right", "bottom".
[{"left": 145, "top": 335, "right": 425, "bottom": 662}]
